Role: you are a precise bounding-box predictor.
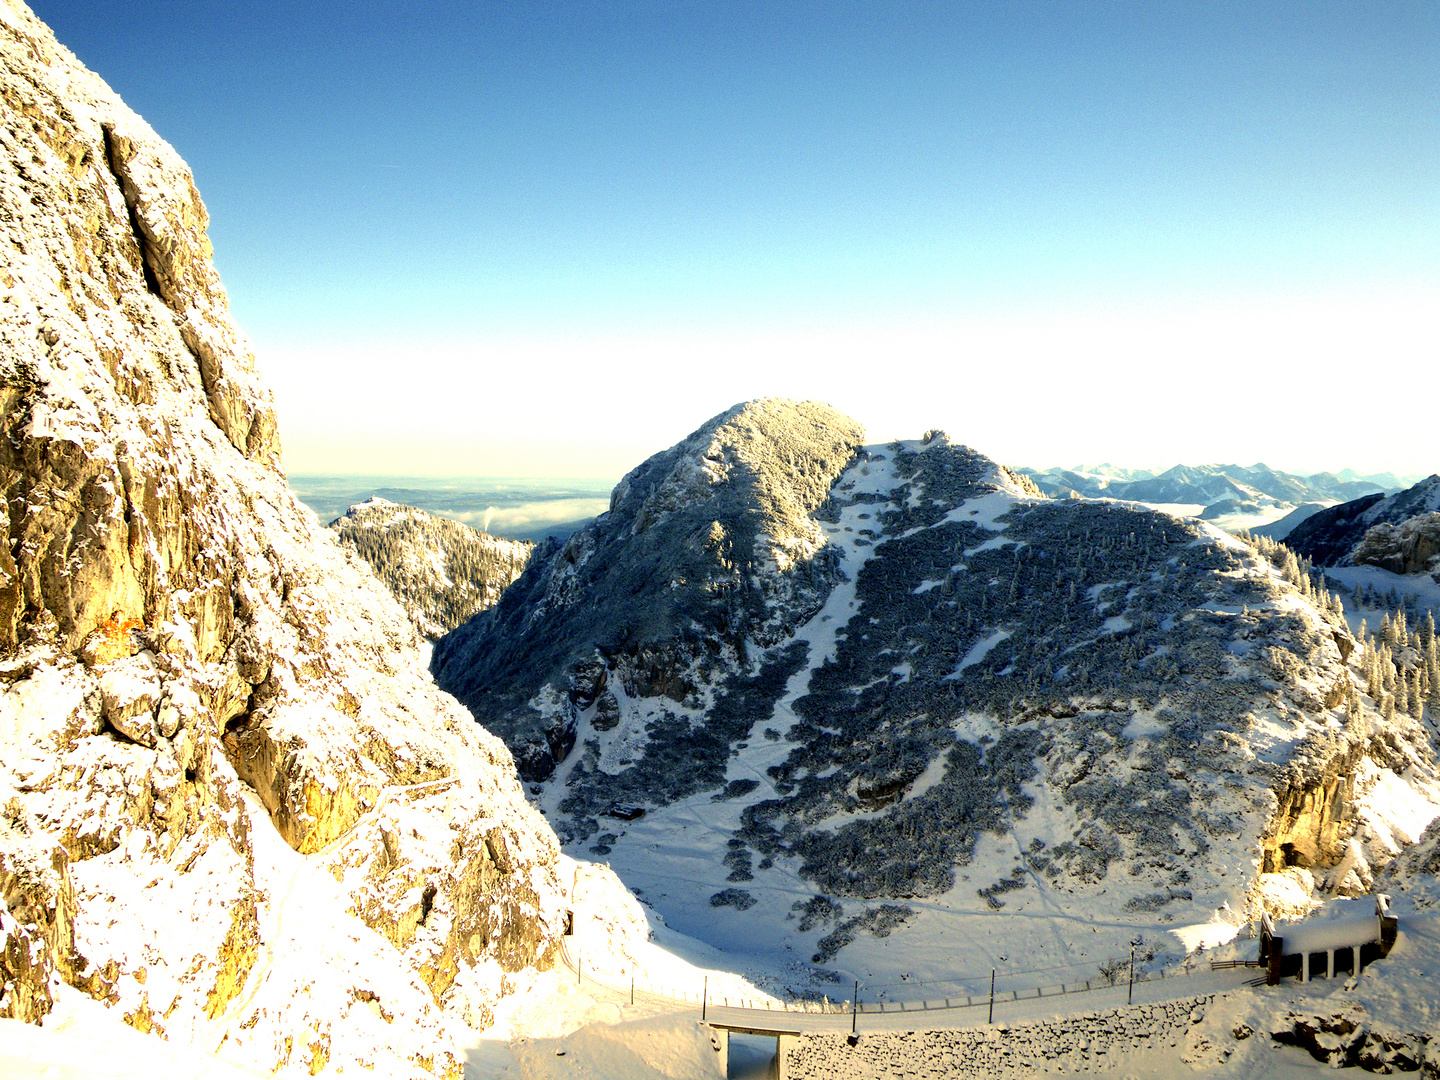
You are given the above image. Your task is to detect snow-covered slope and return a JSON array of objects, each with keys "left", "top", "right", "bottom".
[
  {"left": 1250, "top": 503, "right": 1332, "bottom": 542},
  {"left": 330, "top": 497, "right": 532, "bottom": 639},
  {"left": 438, "top": 408, "right": 1439, "bottom": 998},
  {"left": 0, "top": 3, "right": 574, "bottom": 1074}
]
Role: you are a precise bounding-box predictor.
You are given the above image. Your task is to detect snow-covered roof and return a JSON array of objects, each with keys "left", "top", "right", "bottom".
[{"left": 1276, "top": 900, "right": 1380, "bottom": 953}]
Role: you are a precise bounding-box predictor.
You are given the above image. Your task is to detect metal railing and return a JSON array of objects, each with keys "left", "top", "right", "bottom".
[{"left": 557, "top": 936, "right": 1256, "bottom": 1019}]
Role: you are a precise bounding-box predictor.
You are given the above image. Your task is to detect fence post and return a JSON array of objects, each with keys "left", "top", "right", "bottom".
[
  {"left": 988, "top": 969, "right": 995, "bottom": 1025},
  {"left": 631, "top": 975, "right": 634, "bottom": 1005},
  {"left": 1128, "top": 945, "right": 1135, "bottom": 1006},
  {"left": 577, "top": 948, "right": 581, "bottom": 986},
  {"left": 852, "top": 981, "right": 859, "bottom": 1034},
  {"left": 702, "top": 976, "right": 708, "bottom": 1021}
]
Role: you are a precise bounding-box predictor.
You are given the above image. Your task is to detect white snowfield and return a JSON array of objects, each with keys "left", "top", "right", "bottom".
[{"left": 0, "top": 990, "right": 270, "bottom": 1080}]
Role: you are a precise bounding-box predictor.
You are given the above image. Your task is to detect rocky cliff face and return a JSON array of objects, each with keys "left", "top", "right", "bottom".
[
  {"left": 437, "top": 408, "right": 1439, "bottom": 986},
  {"left": 330, "top": 498, "right": 532, "bottom": 639},
  {"left": 1287, "top": 476, "right": 1440, "bottom": 576},
  {"left": 0, "top": 3, "right": 569, "bottom": 1075}
]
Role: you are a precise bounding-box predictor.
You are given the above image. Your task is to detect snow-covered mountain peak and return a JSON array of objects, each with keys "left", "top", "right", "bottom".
[
  {"left": 435, "top": 398, "right": 865, "bottom": 779},
  {"left": 612, "top": 397, "right": 864, "bottom": 563},
  {"left": 438, "top": 417, "right": 1439, "bottom": 993}
]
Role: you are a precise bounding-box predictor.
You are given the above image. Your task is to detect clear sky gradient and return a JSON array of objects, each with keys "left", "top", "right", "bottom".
[{"left": 37, "top": 1, "right": 1439, "bottom": 479}]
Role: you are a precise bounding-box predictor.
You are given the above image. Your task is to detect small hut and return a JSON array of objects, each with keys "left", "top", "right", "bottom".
[{"left": 1260, "top": 895, "right": 1398, "bottom": 986}]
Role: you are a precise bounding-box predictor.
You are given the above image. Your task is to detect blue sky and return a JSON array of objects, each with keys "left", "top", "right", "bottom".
[{"left": 38, "top": 1, "right": 1440, "bottom": 477}]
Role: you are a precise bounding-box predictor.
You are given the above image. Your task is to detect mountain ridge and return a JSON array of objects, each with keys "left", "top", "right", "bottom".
[
  {"left": 436, "top": 404, "right": 1439, "bottom": 987},
  {"left": 1023, "top": 462, "right": 1418, "bottom": 505},
  {"left": 1287, "top": 475, "right": 1440, "bottom": 576},
  {"left": 330, "top": 497, "right": 532, "bottom": 639}
]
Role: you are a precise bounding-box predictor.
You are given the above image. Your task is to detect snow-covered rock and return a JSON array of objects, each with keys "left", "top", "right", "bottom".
[{"left": 0, "top": 2, "right": 571, "bottom": 1074}]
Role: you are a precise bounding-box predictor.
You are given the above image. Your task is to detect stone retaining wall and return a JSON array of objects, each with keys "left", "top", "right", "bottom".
[{"left": 781, "top": 995, "right": 1215, "bottom": 1079}]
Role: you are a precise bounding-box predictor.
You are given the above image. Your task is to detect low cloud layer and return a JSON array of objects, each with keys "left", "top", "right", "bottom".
[
  {"left": 447, "top": 498, "right": 611, "bottom": 538},
  {"left": 289, "top": 477, "right": 613, "bottom": 541}
]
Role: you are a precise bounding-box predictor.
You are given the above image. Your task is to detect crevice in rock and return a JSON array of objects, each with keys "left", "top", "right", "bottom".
[
  {"left": 100, "top": 123, "right": 164, "bottom": 302},
  {"left": 418, "top": 884, "right": 436, "bottom": 925}
]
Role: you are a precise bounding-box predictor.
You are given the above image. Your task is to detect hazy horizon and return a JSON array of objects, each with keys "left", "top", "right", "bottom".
[
  {"left": 38, "top": 1, "right": 1438, "bottom": 479},
  {"left": 288, "top": 457, "right": 1431, "bottom": 546}
]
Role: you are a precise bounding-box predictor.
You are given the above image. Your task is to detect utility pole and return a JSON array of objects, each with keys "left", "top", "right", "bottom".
[
  {"left": 988, "top": 969, "right": 996, "bottom": 1024},
  {"left": 852, "top": 980, "right": 859, "bottom": 1034},
  {"left": 1128, "top": 943, "right": 1135, "bottom": 1006},
  {"left": 702, "top": 976, "right": 708, "bottom": 1021},
  {"left": 630, "top": 975, "right": 634, "bottom": 1005}
]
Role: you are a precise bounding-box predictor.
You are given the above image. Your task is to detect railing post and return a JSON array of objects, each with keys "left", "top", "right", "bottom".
[
  {"left": 852, "top": 981, "right": 859, "bottom": 1034},
  {"left": 631, "top": 975, "right": 634, "bottom": 1005},
  {"left": 702, "top": 976, "right": 708, "bottom": 1021},
  {"left": 988, "top": 969, "right": 995, "bottom": 1025},
  {"left": 1128, "top": 944, "right": 1135, "bottom": 1006}
]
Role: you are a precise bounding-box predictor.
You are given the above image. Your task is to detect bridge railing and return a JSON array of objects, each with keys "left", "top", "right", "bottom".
[{"left": 557, "top": 936, "right": 1261, "bottom": 1016}]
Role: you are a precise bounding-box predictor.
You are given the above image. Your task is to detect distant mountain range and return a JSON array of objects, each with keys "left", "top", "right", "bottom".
[{"left": 1020, "top": 462, "right": 1418, "bottom": 509}]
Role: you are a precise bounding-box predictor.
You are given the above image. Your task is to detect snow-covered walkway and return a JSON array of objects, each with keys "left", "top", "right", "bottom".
[{"left": 556, "top": 935, "right": 1259, "bottom": 1034}]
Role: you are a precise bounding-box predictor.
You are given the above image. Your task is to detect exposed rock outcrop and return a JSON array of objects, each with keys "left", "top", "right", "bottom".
[
  {"left": 0, "top": 3, "right": 569, "bottom": 1075},
  {"left": 1353, "top": 512, "right": 1440, "bottom": 579},
  {"left": 330, "top": 497, "right": 532, "bottom": 639},
  {"left": 1288, "top": 475, "right": 1440, "bottom": 572}
]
